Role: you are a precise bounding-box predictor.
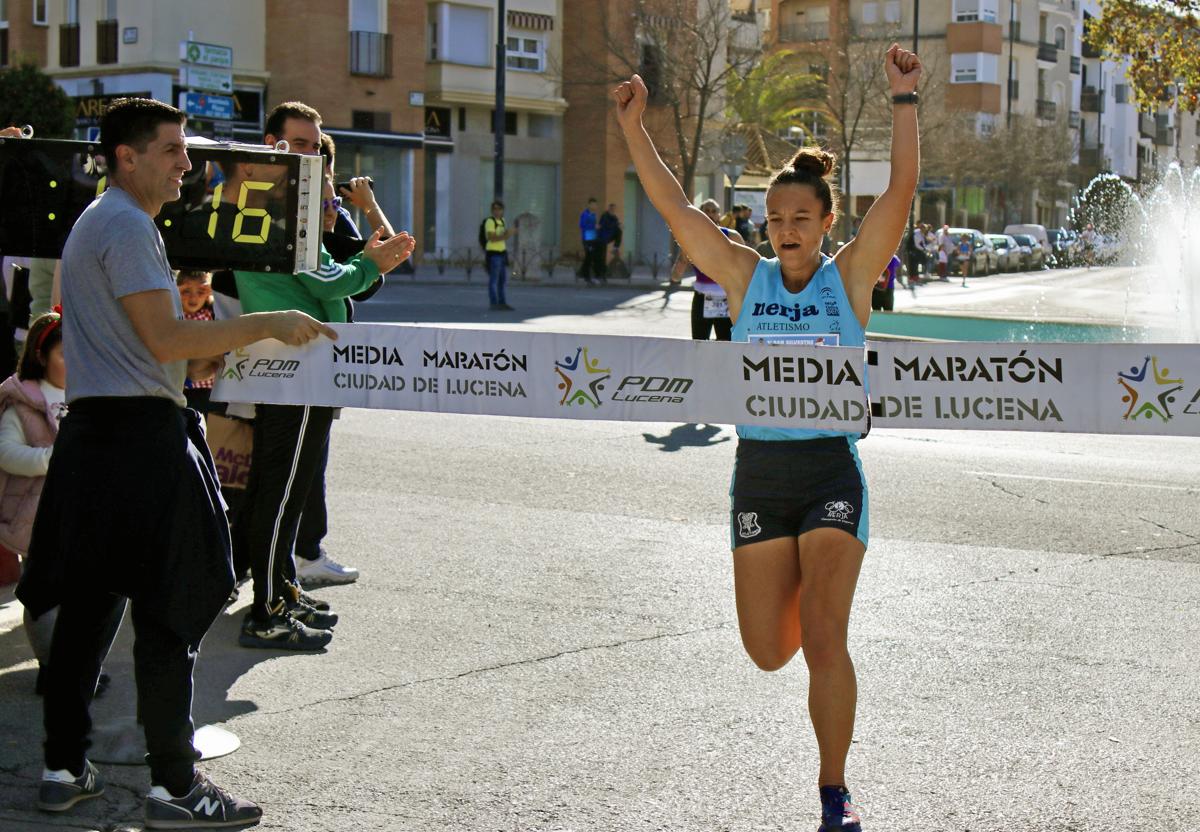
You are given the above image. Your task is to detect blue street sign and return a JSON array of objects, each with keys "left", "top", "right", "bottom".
[
  {"left": 182, "top": 92, "right": 235, "bottom": 121},
  {"left": 86, "top": 126, "right": 101, "bottom": 142}
]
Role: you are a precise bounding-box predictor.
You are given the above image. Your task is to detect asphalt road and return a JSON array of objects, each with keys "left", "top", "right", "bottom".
[{"left": 1, "top": 273, "right": 1197, "bottom": 831}]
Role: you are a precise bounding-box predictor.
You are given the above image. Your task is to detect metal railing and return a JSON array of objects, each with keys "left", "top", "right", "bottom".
[
  {"left": 349, "top": 30, "right": 392, "bottom": 78},
  {"left": 1081, "top": 39, "right": 1101, "bottom": 59},
  {"left": 1155, "top": 129, "right": 1174, "bottom": 147},
  {"left": 1080, "top": 89, "right": 1104, "bottom": 113},
  {"left": 851, "top": 20, "right": 903, "bottom": 39},
  {"left": 59, "top": 23, "right": 80, "bottom": 67},
  {"left": 1036, "top": 99, "right": 1057, "bottom": 119},
  {"left": 96, "top": 19, "right": 118, "bottom": 64},
  {"left": 1079, "top": 146, "right": 1104, "bottom": 170},
  {"left": 1037, "top": 41, "right": 1058, "bottom": 62},
  {"left": 778, "top": 22, "right": 830, "bottom": 42}
]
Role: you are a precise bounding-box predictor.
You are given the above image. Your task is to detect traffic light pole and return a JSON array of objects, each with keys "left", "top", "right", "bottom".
[{"left": 493, "top": 0, "right": 507, "bottom": 203}]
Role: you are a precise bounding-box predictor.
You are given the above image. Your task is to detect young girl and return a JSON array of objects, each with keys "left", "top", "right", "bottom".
[
  {"left": 613, "top": 43, "right": 922, "bottom": 831},
  {"left": 176, "top": 270, "right": 215, "bottom": 412},
  {"left": 0, "top": 310, "right": 114, "bottom": 695}
]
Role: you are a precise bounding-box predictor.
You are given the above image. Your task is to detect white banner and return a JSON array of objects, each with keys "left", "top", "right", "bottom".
[
  {"left": 210, "top": 325, "right": 1200, "bottom": 437},
  {"left": 212, "top": 324, "right": 870, "bottom": 432},
  {"left": 869, "top": 342, "right": 1200, "bottom": 436}
]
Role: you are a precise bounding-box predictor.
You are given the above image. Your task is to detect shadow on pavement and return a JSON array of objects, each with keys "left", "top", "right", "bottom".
[
  {"left": 0, "top": 600, "right": 290, "bottom": 765},
  {"left": 642, "top": 424, "right": 732, "bottom": 452}
]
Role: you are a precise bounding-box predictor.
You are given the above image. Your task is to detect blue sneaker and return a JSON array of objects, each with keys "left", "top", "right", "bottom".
[
  {"left": 818, "top": 785, "right": 862, "bottom": 831},
  {"left": 37, "top": 759, "right": 104, "bottom": 812},
  {"left": 144, "top": 771, "right": 261, "bottom": 828}
]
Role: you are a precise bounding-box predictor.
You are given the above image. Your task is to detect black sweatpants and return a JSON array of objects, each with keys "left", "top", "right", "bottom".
[
  {"left": 295, "top": 433, "right": 330, "bottom": 561},
  {"left": 44, "top": 593, "right": 198, "bottom": 794},
  {"left": 236, "top": 404, "right": 334, "bottom": 612},
  {"left": 690, "top": 291, "right": 732, "bottom": 341}
]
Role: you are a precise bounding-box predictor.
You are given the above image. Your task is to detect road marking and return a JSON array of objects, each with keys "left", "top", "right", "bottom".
[{"left": 967, "top": 471, "right": 1196, "bottom": 492}]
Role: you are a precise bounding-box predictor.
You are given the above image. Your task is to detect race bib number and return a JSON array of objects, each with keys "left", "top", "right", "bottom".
[
  {"left": 703, "top": 295, "right": 729, "bottom": 319},
  {"left": 749, "top": 333, "right": 841, "bottom": 347}
]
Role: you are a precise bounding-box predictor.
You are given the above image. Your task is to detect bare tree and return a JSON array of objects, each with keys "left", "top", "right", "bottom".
[{"left": 593, "top": 0, "right": 762, "bottom": 199}]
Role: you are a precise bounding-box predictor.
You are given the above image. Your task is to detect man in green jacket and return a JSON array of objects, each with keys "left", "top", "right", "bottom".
[{"left": 233, "top": 101, "right": 414, "bottom": 650}]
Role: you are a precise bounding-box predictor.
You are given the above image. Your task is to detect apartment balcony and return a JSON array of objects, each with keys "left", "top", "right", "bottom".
[
  {"left": 1156, "top": 128, "right": 1174, "bottom": 147},
  {"left": 59, "top": 23, "right": 80, "bottom": 68},
  {"left": 1080, "top": 88, "right": 1104, "bottom": 113},
  {"left": 1069, "top": 55, "right": 1080, "bottom": 74},
  {"left": 851, "top": 20, "right": 904, "bottom": 40},
  {"left": 1139, "top": 113, "right": 1156, "bottom": 138},
  {"left": 1037, "top": 99, "right": 1058, "bottom": 120},
  {"left": 948, "top": 82, "right": 1003, "bottom": 114},
  {"left": 96, "top": 19, "right": 118, "bottom": 65},
  {"left": 778, "top": 22, "right": 831, "bottom": 43},
  {"left": 349, "top": 31, "right": 392, "bottom": 78},
  {"left": 946, "top": 21, "right": 1004, "bottom": 53},
  {"left": 1081, "top": 39, "right": 1101, "bottom": 59},
  {"left": 1079, "top": 145, "right": 1105, "bottom": 170},
  {"left": 1037, "top": 41, "right": 1058, "bottom": 63},
  {"left": 1068, "top": 110, "right": 1080, "bottom": 129}
]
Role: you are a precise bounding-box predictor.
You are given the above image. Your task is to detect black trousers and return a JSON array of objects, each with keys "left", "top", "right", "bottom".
[
  {"left": 44, "top": 593, "right": 198, "bottom": 793},
  {"left": 295, "top": 433, "right": 330, "bottom": 561},
  {"left": 690, "top": 291, "right": 732, "bottom": 341},
  {"left": 235, "top": 404, "right": 334, "bottom": 611},
  {"left": 580, "top": 241, "right": 606, "bottom": 279}
]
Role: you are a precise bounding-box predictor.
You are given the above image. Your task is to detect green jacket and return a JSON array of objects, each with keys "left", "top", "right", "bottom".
[{"left": 233, "top": 245, "right": 380, "bottom": 323}]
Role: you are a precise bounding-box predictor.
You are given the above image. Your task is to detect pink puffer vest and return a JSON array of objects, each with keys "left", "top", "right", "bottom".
[{"left": 0, "top": 376, "right": 59, "bottom": 554}]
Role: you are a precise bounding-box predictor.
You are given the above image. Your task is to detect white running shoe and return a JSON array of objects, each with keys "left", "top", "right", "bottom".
[{"left": 294, "top": 550, "right": 359, "bottom": 587}]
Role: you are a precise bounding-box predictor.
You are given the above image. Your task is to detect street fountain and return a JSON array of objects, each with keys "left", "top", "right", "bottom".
[{"left": 1068, "top": 161, "right": 1200, "bottom": 342}]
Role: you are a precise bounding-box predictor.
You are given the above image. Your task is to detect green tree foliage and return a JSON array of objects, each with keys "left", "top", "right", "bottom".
[
  {"left": 0, "top": 61, "right": 75, "bottom": 138},
  {"left": 727, "top": 50, "right": 824, "bottom": 135},
  {"left": 1087, "top": 0, "right": 1200, "bottom": 114}
]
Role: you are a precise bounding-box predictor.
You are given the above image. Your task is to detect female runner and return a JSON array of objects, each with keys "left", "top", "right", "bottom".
[{"left": 613, "top": 44, "right": 922, "bottom": 831}]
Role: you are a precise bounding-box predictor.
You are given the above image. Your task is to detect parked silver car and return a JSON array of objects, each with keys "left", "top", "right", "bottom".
[
  {"left": 987, "top": 234, "right": 1023, "bottom": 272},
  {"left": 945, "top": 227, "right": 998, "bottom": 276},
  {"left": 1010, "top": 233, "right": 1046, "bottom": 270}
]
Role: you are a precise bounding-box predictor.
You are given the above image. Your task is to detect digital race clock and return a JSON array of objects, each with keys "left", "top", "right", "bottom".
[{"left": 0, "top": 137, "right": 322, "bottom": 273}]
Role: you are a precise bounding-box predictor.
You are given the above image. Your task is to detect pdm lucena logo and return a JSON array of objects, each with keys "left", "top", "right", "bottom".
[
  {"left": 1116, "top": 356, "right": 1186, "bottom": 422},
  {"left": 554, "top": 347, "right": 611, "bottom": 408}
]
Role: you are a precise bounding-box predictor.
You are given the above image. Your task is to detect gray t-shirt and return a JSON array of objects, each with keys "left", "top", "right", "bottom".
[{"left": 61, "top": 187, "right": 187, "bottom": 406}]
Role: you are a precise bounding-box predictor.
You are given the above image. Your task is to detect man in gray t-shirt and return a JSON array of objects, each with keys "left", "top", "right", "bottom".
[
  {"left": 61, "top": 186, "right": 187, "bottom": 405},
  {"left": 12, "top": 102, "right": 334, "bottom": 827}
]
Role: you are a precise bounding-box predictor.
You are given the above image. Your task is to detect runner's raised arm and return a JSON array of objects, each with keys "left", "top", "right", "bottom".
[{"left": 612, "top": 75, "right": 759, "bottom": 303}]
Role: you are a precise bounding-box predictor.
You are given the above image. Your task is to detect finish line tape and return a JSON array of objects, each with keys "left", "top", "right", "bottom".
[{"left": 211, "top": 324, "right": 1200, "bottom": 437}]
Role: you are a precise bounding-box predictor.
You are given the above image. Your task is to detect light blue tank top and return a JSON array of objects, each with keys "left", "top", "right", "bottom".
[{"left": 732, "top": 255, "right": 867, "bottom": 442}]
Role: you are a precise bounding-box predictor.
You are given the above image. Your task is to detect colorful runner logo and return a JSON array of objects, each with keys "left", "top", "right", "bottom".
[
  {"left": 1117, "top": 356, "right": 1185, "bottom": 422},
  {"left": 221, "top": 348, "right": 250, "bottom": 382},
  {"left": 554, "top": 347, "right": 611, "bottom": 408}
]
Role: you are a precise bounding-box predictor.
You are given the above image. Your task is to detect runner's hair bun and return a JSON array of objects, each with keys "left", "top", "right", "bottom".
[{"left": 788, "top": 148, "right": 835, "bottom": 180}]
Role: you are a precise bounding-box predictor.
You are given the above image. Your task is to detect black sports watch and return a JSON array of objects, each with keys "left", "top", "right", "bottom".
[{"left": 892, "top": 92, "right": 919, "bottom": 105}]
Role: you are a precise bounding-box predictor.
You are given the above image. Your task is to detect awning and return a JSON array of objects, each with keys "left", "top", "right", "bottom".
[
  {"left": 508, "top": 10, "right": 554, "bottom": 30},
  {"left": 323, "top": 128, "right": 425, "bottom": 148}
]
